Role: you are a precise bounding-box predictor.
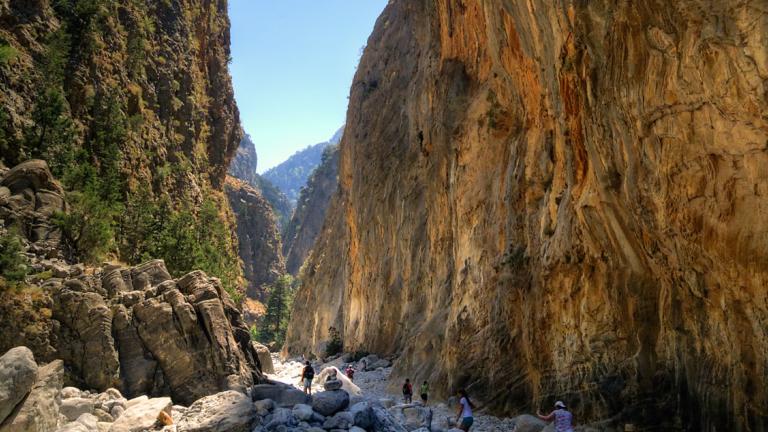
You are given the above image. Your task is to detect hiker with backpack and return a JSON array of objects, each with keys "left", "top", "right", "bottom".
[
  {"left": 301, "top": 361, "right": 315, "bottom": 395},
  {"left": 420, "top": 381, "right": 429, "bottom": 405},
  {"left": 455, "top": 389, "right": 475, "bottom": 431},
  {"left": 345, "top": 364, "right": 355, "bottom": 381},
  {"left": 402, "top": 378, "right": 413, "bottom": 404},
  {"left": 537, "top": 400, "right": 574, "bottom": 432}
]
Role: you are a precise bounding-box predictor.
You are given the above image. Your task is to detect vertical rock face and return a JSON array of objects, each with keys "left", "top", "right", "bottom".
[
  {"left": 285, "top": 1, "right": 768, "bottom": 430},
  {"left": 225, "top": 176, "right": 285, "bottom": 301},
  {"left": 282, "top": 145, "right": 340, "bottom": 275},
  {"left": 228, "top": 135, "right": 260, "bottom": 187}
]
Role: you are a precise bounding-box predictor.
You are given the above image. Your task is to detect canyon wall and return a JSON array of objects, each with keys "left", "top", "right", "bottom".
[
  {"left": 282, "top": 145, "right": 340, "bottom": 275},
  {"left": 285, "top": 1, "right": 768, "bottom": 430}
]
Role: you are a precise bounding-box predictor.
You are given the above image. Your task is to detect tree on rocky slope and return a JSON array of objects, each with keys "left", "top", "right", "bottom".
[{"left": 254, "top": 274, "right": 296, "bottom": 348}]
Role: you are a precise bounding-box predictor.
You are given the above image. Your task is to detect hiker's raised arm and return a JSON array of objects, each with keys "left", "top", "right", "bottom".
[{"left": 536, "top": 410, "right": 554, "bottom": 421}]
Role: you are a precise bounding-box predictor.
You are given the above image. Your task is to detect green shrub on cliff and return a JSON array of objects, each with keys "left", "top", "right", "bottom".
[{"left": 0, "top": 230, "right": 29, "bottom": 287}]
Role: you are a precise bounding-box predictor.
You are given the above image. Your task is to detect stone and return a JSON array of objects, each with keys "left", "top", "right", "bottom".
[
  {"left": 323, "top": 379, "right": 342, "bottom": 391},
  {"left": 124, "top": 396, "right": 147, "bottom": 409},
  {"left": 401, "top": 406, "right": 432, "bottom": 431},
  {"left": 291, "top": 404, "right": 314, "bottom": 422},
  {"left": 371, "top": 406, "right": 407, "bottom": 432},
  {"left": 0, "top": 347, "right": 38, "bottom": 424},
  {"left": 56, "top": 423, "right": 90, "bottom": 432},
  {"left": 251, "top": 342, "right": 274, "bottom": 374},
  {"left": 253, "top": 399, "right": 274, "bottom": 416},
  {"left": 379, "top": 398, "right": 395, "bottom": 409},
  {"left": 93, "top": 408, "right": 114, "bottom": 422},
  {"left": 176, "top": 391, "right": 255, "bottom": 432},
  {"left": 251, "top": 385, "right": 310, "bottom": 408},
  {"left": 0, "top": 359, "right": 64, "bottom": 432},
  {"left": 511, "top": 415, "right": 547, "bottom": 432},
  {"left": 349, "top": 401, "right": 374, "bottom": 429},
  {"left": 322, "top": 411, "right": 354, "bottom": 430},
  {"left": 310, "top": 390, "right": 349, "bottom": 416},
  {"left": 109, "top": 397, "right": 171, "bottom": 432},
  {"left": 349, "top": 427, "right": 366, "bottom": 432},
  {"left": 76, "top": 413, "right": 99, "bottom": 430},
  {"left": 60, "top": 398, "right": 94, "bottom": 422},
  {"left": 263, "top": 407, "right": 297, "bottom": 430},
  {"left": 110, "top": 405, "right": 125, "bottom": 419},
  {"left": 61, "top": 387, "right": 82, "bottom": 399}
]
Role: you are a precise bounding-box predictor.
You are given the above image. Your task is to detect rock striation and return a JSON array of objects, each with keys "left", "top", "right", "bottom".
[
  {"left": 282, "top": 145, "right": 340, "bottom": 275},
  {"left": 285, "top": 1, "right": 768, "bottom": 430}
]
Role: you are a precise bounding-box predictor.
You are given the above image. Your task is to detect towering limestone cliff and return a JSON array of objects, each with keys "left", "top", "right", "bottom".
[
  {"left": 0, "top": 0, "right": 242, "bottom": 292},
  {"left": 286, "top": 1, "right": 768, "bottom": 430},
  {"left": 282, "top": 144, "right": 340, "bottom": 275},
  {"left": 226, "top": 137, "right": 286, "bottom": 303}
]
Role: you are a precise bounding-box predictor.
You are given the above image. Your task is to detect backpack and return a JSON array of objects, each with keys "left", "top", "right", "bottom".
[
  {"left": 304, "top": 366, "right": 314, "bottom": 379},
  {"left": 402, "top": 383, "right": 412, "bottom": 394}
]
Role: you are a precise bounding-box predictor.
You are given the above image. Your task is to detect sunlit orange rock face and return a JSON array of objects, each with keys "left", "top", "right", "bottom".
[{"left": 285, "top": 1, "right": 768, "bottom": 429}]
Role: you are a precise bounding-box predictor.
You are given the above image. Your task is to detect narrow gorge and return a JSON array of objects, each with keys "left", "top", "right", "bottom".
[
  {"left": 0, "top": 0, "right": 765, "bottom": 432},
  {"left": 285, "top": 1, "right": 768, "bottom": 431}
]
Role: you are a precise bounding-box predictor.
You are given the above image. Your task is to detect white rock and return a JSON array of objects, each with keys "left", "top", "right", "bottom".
[
  {"left": 76, "top": 412, "right": 100, "bottom": 430},
  {"left": 253, "top": 398, "right": 274, "bottom": 416},
  {"left": 123, "top": 396, "right": 148, "bottom": 409},
  {"left": 176, "top": 391, "right": 255, "bottom": 432},
  {"left": 109, "top": 397, "right": 171, "bottom": 432},
  {"left": 61, "top": 387, "right": 83, "bottom": 399},
  {"left": 61, "top": 398, "right": 95, "bottom": 422},
  {"left": 1, "top": 359, "right": 64, "bottom": 432},
  {"left": 291, "top": 403, "right": 314, "bottom": 421},
  {"left": 0, "top": 346, "right": 38, "bottom": 424}
]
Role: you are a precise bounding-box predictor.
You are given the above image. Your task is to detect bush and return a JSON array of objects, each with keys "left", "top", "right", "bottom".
[
  {"left": 0, "top": 230, "right": 29, "bottom": 287},
  {"left": 325, "top": 326, "right": 343, "bottom": 358}
]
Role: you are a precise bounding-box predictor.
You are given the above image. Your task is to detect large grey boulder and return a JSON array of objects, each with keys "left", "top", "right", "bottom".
[
  {"left": 349, "top": 401, "right": 374, "bottom": 429},
  {"left": 0, "top": 347, "right": 38, "bottom": 424},
  {"left": 251, "top": 342, "right": 274, "bottom": 374},
  {"left": 372, "top": 406, "right": 408, "bottom": 432},
  {"left": 0, "top": 359, "right": 64, "bottom": 431},
  {"left": 389, "top": 405, "right": 433, "bottom": 431},
  {"left": 177, "top": 391, "right": 255, "bottom": 432},
  {"left": 291, "top": 404, "right": 314, "bottom": 422},
  {"left": 108, "top": 397, "right": 171, "bottom": 432},
  {"left": 323, "top": 411, "right": 354, "bottom": 430},
  {"left": 251, "top": 384, "right": 310, "bottom": 407},
  {"left": 263, "top": 407, "right": 297, "bottom": 430},
  {"left": 311, "top": 390, "right": 349, "bottom": 416}
]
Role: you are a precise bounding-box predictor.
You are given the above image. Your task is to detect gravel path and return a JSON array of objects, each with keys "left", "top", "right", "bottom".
[{"left": 268, "top": 354, "right": 520, "bottom": 432}]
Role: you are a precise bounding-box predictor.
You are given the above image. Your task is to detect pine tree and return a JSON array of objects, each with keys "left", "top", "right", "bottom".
[{"left": 258, "top": 275, "right": 295, "bottom": 347}]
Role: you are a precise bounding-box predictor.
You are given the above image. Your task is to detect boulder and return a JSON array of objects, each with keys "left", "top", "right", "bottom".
[
  {"left": 176, "top": 391, "right": 256, "bottom": 432},
  {"left": 251, "top": 342, "right": 274, "bottom": 374},
  {"left": 61, "top": 387, "right": 82, "bottom": 399},
  {"left": 291, "top": 404, "right": 314, "bottom": 421},
  {"left": 322, "top": 411, "right": 354, "bottom": 430},
  {"left": 0, "top": 347, "right": 38, "bottom": 424},
  {"left": 60, "top": 398, "right": 94, "bottom": 422},
  {"left": 311, "top": 390, "right": 349, "bottom": 416},
  {"left": 379, "top": 398, "right": 395, "bottom": 408},
  {"left": 398, "top": 405, "right": 432, "bottom": 431},
  {"left": 76, "top": 413, "right": 99, "bottom": 430},
  {"left": 371, "top": 406, "right": 408, "bottom": 432},
  {"left": 0, "top": 359, "right": 64, "bottom": 432},
  {"left": 323, "top": 378, "right": 342, "bottom": 391},
  {"left": 263, "top": 407, "right": 297, "bottom": 430},
  {"left": 369, "top": 359, "right": 392, "bottom": 370},
  {"left": 109, "top": 397, "right": 171, "bottom": 432},
  {"left": 511, "top": 414, "right": 548, "bottom": 432},
  {"left": 350, "top": 427, "right": 367, "bottom": 432},
  {"left": 349, "top": 401, "right": 374, "bottom": 429},
  {"left": 251, "top": 384, "right": 310, "bottom": 407},
  {"left": 253, "top": 399, "right": 274, "bottom": 416},
  {"left": 56, "top": 423, "right": 89, "bottom": 432}
]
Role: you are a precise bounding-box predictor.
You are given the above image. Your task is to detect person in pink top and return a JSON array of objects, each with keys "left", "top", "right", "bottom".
[{"left": 537, "top": 400, "right": 574, "bottom": 432}]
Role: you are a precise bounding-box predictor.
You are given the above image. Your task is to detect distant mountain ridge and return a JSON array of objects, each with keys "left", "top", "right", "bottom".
[{"left": 262, "top": 126, "right": 344, "bottom": 206}]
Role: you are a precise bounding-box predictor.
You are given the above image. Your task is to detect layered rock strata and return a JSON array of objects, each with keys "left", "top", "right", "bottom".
[{"left": 286, "top": 1, "right": 768, "bottom": 430}]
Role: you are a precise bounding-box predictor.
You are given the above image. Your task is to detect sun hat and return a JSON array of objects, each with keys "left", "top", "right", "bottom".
[{"left": 555, "top": 401, "right": 566, "bottom": 409}]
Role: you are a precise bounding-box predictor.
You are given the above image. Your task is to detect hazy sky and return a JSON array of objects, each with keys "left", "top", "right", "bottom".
[{"left": 228, "top": 1, "right": 387, "bottom": 172}]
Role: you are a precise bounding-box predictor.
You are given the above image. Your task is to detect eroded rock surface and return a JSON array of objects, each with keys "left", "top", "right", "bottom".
[{"left": 285, "top": 0, "right": 768, "bottom": 430}]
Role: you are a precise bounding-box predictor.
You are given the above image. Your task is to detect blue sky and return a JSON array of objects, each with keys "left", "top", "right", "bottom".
[{"left": 228, "top": 1, "right": 388, "bottom": 172}]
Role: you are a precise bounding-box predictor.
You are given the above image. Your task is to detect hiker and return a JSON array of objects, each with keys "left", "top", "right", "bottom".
[
  {"left": 345, "top": 364, "right": 355, "bottom": 381},
  {"left": 537, "top": 400, "right": 574, "bottom": 432},
  {"left": 402, "top": 378, "right": 413, "bottom": 404},
  {"left": 455, "top": 389, "right": 475, "bottom": 431},
  {"left": 301, "top": 361, "right": 315, "bottom": 395},
  {"left": 420, "top": 381, "right": 429, "bottom": 405}
]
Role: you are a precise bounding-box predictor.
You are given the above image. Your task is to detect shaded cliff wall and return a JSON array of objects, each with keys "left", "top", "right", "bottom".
[
  {"left": 225, "top": 176, "right": 285, "bottom": 301},
  {"left": 285, "top": 1, "right": 768, "bottom": 430},
  {"left": 282, "top": 145, "right": 339, "bottom": 275}
]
